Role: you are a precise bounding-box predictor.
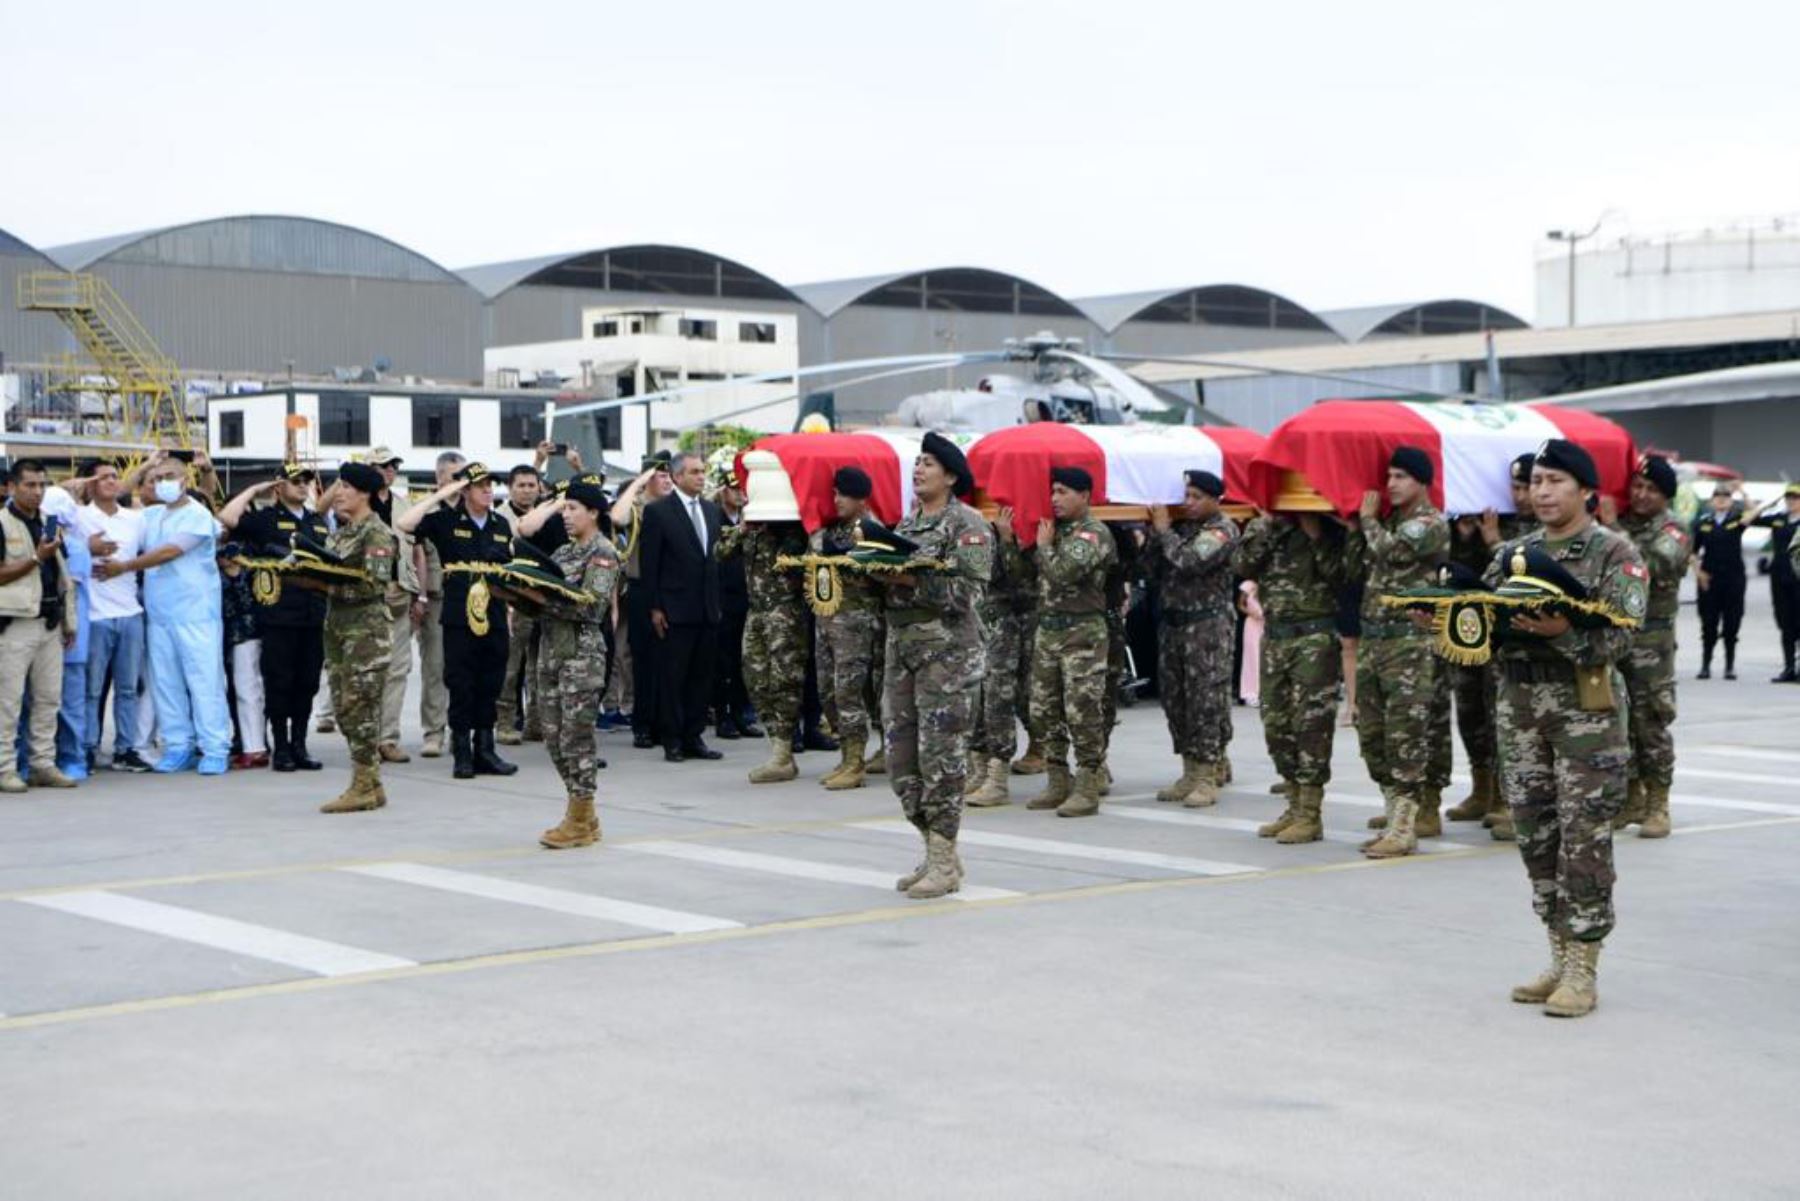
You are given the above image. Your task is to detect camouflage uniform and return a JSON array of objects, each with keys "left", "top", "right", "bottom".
[
  {"left": 1617, "top": 509, "right": 1690, "bottom": 794},
  {"left": 497, "top": 606, "right": 540, "bottom": 739},
  {"left": 884, "top": 500, "right": 991, "bottom": 838},
  {"left": 535, "top": 532, "right": 622, "bottom": 799},
  {"left": 1149, "top": 514, "right": 1240, "bottom": 765},
  {"left": 974, "top": 530, "right": 1033, "bottom": 763},
  {"left": 1233, "top": 515, "right": 1345, "bottom": 786},
  {"left": 809, "top": 518, "right": 885, "bottom": 750},
  {"left": 1029, "top": 516, "right": 1118, "bottom": 775},
  {"left": 325, "top": 514, "right": 398, "bottom": 771},
  {"left": 718, "top": 522, "right": 809, "bottom": 739},
  {"left": 1445, "top": 518, "right": 1531, "bottom": 780},
  {"left": 1485, "top": 525, "right": 1645, "bottom": 943}
]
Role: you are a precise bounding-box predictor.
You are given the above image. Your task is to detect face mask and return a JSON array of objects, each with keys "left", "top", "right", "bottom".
[{"left": 154, "top": 479, "right": 184, "bottom": 504}]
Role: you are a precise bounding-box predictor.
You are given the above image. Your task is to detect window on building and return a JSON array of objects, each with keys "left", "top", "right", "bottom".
[
  {"left": 688, "top": 372, "right": 728, "bottom": 382},
  {"left": 499, "top": 399, "right": 546, "bottom": 449},
  {"left": 738, "top": 321, "right": 777, "bottom": 344},
  {"left": 412, "top": 397, "right": 461, "bottom": 448},
  {"left": 592, "top": 320, "right": 620, "bottom": 338},
  {"left": 630, "top": 319, "right": 643, "bottom": 334},
  {"left": 678, "top": 318, "right": 717, "bottom": 341},
  {"left": 318, "top": 393, "right": 369, "bottom": 445},
  {"left": 598, "top": 407, "right": 623, "bottom": 451},
  {"left": 219, "top": 410, "right": 244, "bottom": 449}
]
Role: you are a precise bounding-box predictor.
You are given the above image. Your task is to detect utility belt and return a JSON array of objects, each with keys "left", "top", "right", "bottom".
[
  {"left": 1503, "top": 655, "right": 1618, "bottom": 711},
  {"left": 333, "top": 593, "right": 384, "bottom": 610},
  {"left": 1639, "top": 616, "right": 1674, "bottom": 632},
  {"left": 1264, "top": 616, "right": 1338, "bottom": 641},
  {"left": 1501, "top": 658, "right": 1576, "bottom": 684},
  {"left": 1360, "top": 620, "right": 1422, "bottom": 640},
  {"left": 886, "top": 607, "right": 940, "bottom": 628},
  {"left": 1039, "top": 609, "right": 1106, "bottom": 631},
  {"left": 1161, "top": 605, "right": 1229, "bottom": 628}
]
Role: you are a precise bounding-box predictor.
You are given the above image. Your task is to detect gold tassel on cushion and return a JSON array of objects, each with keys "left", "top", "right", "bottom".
[{"left": 252, "top": 568, "right": 282, "bottom": 606}]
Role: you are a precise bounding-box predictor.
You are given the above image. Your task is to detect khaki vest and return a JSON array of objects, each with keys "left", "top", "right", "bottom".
[{"left": 0, "top": 507, "right": 77, "bottom": 630}]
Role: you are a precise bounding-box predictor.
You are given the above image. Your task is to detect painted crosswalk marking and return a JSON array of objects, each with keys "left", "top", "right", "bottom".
[
  {"left": 1103, "top": 804, "right": 1483, "bottom": 853},
  {"left": 1673, "top": 766, "right": 1796, "bottom": 789},
  {"left": 1686, "top": 744, "right": 1800, "bottom": 766},
  {"left": 854, "top": 821, "right": 1260, "bottom": 876},
  {"left": 343, "top": 862, "right": 742, "bottom": 934},
  {"left": 21, "top": 891, "right": 416, "bottom": 977},
  {"left": 620, "top": 840, "right": 1021, "bottom": 901}
]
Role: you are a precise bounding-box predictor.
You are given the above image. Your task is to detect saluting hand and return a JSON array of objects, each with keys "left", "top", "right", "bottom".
[
  {"left": 1359, "top": 491, "right": 1382, "bottom": 521},
  {"left": 1036, "top": 518, "right": 1056, "bottom": 546},
  {"left": 994, "top": 506, "right": 1015, "bottom": 543}
]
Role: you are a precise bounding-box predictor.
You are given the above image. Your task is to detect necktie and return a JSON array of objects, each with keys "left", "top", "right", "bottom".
[{"left": 688, "top": 497, "right": 707, "bottom": 553}]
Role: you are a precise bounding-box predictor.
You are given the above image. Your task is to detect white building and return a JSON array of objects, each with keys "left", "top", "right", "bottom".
[
  {"left": 484, "top": 304, "right": 799, "bottom": 471},
  {"left": 1536, "top": 215, "right": 1800, "bottom": 327}
]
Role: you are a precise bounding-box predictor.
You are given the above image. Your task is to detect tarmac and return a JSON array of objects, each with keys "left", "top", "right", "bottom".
[{"left": 2, "top": 585, "right": 1796, "bottom": 1200}]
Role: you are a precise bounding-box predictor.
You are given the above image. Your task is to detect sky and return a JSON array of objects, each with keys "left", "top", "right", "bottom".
[{"left": 6, "top": 0, "right": 1798, "bottom": 321}]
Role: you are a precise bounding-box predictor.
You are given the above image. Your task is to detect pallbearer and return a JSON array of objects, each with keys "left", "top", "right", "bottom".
[{"left": 808, "top": 467, "right": 886, "bottom": 791}]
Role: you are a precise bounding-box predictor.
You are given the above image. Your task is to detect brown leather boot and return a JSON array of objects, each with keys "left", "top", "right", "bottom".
[
  {"left": 1056, "top": 767, "right": 1103, "bottom": 818},
  {"left": 1181, "top": 762, "right": 1221, "bottom": 808},
  {"left": 1612, "top": 778, "right": 1648, "bottom": 830},
  {"left": 1158, "top": 756, "right": 1202, "bottom": 803},
  {"left": 1011, "top": 739, "right": 1046, "bottom": 776},
  {"left": 1275, "top": 785, "right": 1326, "bottom": 844},
  {"left": 822, "top": 740, "right": 867, "bottom": 791},
  {"left": 966, "top": 758, "right": 1011, "bottom": 807},
  {"left": 540, "top": 796, "right": 599, "bottom": 849},
  {"left": 1637, "top": 783, "right": 1672, "bottom": 838},
  {"left": 1415, "top": 787, "right": 1444, "bottom": 838}
]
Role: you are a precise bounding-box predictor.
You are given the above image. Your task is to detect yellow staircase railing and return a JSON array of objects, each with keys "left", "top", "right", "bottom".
[{"left": 15, "top": 270, "right": 190, "bottom": 447}]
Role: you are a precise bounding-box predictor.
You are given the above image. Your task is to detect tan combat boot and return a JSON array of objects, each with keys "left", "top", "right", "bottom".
[
  {"left": 1099, "top": 764, "right": 1113, "bottom": 796},
  {"left": 1360, "top": 790, "right": 1394, "bottom": 849},
  {"left": 1544, "top": 939, "right": 1601, "bottom": 1018},
  {"left": 1489, "top": 803, "right": 1516, "bottom": 842},
  {"left": 905, "top": 832, "right": 961, "bottom": 899},
  {"left": 1511, "top": 929, "right": 1568, "bottom": 1003},
  {"left": 1269, "top": 779, "right": 1292, "bottom": 796},
  {"left": 1612, "top": 778, "right": 1648, "bottom": 830},
  {"left": 377, "top": 741, "right": 410, "bottom": 764},
  {"left": 1182, "top": 762, "right": 1221, "bottom": 808},
  {"left": 819, "top": 743, "right": 853, "bottom": 789},
  {"left": 0, "top": 772, "right": 28, "bottom": 794},
  {"left": 1637, "top": 783, "right": 1672, "bottom": 839},
  {"left": 321, "top": 764, "right": 386, "bottom": 814},
  {"left": 894, "top": 828, "right": 930, "bottom": 892},
  {"left": 1057, "top": 767, "right": 1103, "bottom": 818},
  {"left": 420, "top": 731, "right": 445, "bottom": 759},
  {"left": 865, "top": 741, "right": 887, "bottom": 775},
  {"left": 1158, "top": 757, "right": 1202, "bottom": 803},
  {"left": 1257, "top": 793, "right": 1301, "bottom": 838},
  {"left": 1218, "top": 753, "right": 1233, "bottom": 785},
  {"left": 1026, "top": 763, "right": 1072, "bottom": 810},
  {"left": 822, "top": 740, "right": 867, "bottom": 791},
  {"left": 1276, "top": 785, "right": 1326, "bottom": 844},
  {"left": 1011, "top": 738, "right": 1047, "bottom": 776},
  {"left": 748, "top": 732, "right": 799, "bottom": 784},
  {"left": 963, "top": 752, "right": 986, "bottom": 795},
  {"left": 1362, "top": 793, "right": 1418, "bottom": 858},
  {"left": 540, "top": 796, "right": 599, "bottom": 849},
  {"left": 496, "top": 726, "right": 523, "bottom": 747},
  {"left": 1446, "top": 767, "right": 1496, "bottom": 822},
  {"left": 966, "top": 758, "right": 1011, "bottom": 807},
  {"left": 28, "top": 766, "right": 78, "bottom": 789},
  {"left": 1415, "top": 787, "right": 1444, "bottom": 839}
]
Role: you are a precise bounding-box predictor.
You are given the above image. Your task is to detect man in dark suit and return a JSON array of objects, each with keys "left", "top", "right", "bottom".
[{"left": 638, "top": 451, "right": 725, "bottom": 761}]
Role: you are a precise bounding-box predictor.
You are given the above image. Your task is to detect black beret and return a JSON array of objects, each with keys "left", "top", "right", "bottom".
[
  {"left": 564, "top": 481, "right": 608, "bottom": 511},
  {"left": 920, "top": 431, "right": 974, "bottom": 497},
  {"left": 1184, "top": 469, "right": 1225, "bottom": 499},
  {"left": 1389, "top": 445, "right": 1434, "bottom": 486},
  {"left": 1050, "top": 465, "right": 1093, "bottom": 494},
  {"left": 1511, "top": 453, "right": 1537, "bottom": 485},
  {"left": 1534, "top": 439, "right": 1598, "bottom": 490},
  {"left": 1636, "top": 454, "right": 1677, "bottom": 500},
  {"left": 833, "top": 465, "right": 873, "bottom": 500},
  {"left": 336, "top": 462, "right": 384, "bottom": 495},
  {"left": 1436, "top": 562, "right": 1485, "bottom": 591}
]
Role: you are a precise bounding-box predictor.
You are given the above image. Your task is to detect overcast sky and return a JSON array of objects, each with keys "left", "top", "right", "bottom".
[{"left": 7, "top": 0, "right": 1797, "bottom": 320}]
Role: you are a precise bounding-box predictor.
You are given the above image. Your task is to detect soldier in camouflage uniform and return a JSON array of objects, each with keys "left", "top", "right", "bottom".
[
  {"left": 1145, "top": 470, "right": 1240, "bottom": 809},
  {"left": 1486, "top": 439, "right": 1645, "bottom": 1018},
  {"left": 319, "top": 463, "right": 398, "bottom": 814},
  {"left": 535, "top": 482, "right": 623, "bottom": 849},
  {"left": 882, "top": 433, "right": 992, "bottom": 898},
  {"left": 1025, "top": 467, "right": 1118, "bottom": 819},
  {"left": 809, "top": 467, "right": 886, "bottom": 791},
  {"left": 1610, "top": 454, "right": 1690, "bottom": 840},
  {"left": 1233, "top": 507, "right": 1346, "bottom": 843},
  {"left": 967, "top": 505, "right": 1034, "bottom": 807},
  {"left": 1345, "top": 446, "right": 1450, "bottom": 857},
  {"left": 717, "top": 517, "right": 810, "bottom": 783}
]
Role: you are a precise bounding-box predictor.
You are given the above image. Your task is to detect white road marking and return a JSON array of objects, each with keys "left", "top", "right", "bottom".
[
  {"left": 1104, "top": 805, "right": 1485, "bottom": 853},
  {"left": 855, "top": 821, "right": 1260, "bottom": 876},
  {"left": 1676, "top": 766, "right": 1797, "bottom": 788},
  {"left": 1660, "top": 793, "right": 1800, "bottom": 818},
  {"left": 20, "top": 891, "right": 415, "bottom": 977},
  {"left": 343, "top": 863, "right": 742, "bottom": 934},
  {"left": 1685, "top": 745, "right": 1800, "bottom": 765},
  {"left": 620, "top": 840, "right": 1020, "bottom": 902}
]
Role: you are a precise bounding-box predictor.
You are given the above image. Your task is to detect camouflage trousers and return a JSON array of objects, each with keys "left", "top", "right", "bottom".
[
  {"left": 1620, "top": 629, "right": 1678, "bottom": 787},
  {"left": 536, "top": 618, "right": 607, "bottom": 797},
  {"left": 818, "top": 608, "right": 884, "bottom": 746},
  {"left": 1259, "top": 629, "right": 1341, "bottom": 785},
  {"left": 1452, "top": 663, "right": 1498, "bottom": 774},
  {"left": 1101, "top": 612, "right": 1127, "bottom": 750},
  {"left": 1030, "top": 614, "right": 1111, "bottom": 771},
  {"left": 884, "top": 621, "right": 980, "bottom": 839},
  {"left": 1016, "top": 607, "right": 1040, "bottom": 740},
  {"left": 973, "top": 608, "right": 1024, "bottom": 761},
  {"left": 1496, "top": 675, "right": 1629, "bottom": 942},
  {"left": 497, "top": 606, "right": 541, "bottom": 734},
  {"left": 1355, "top": 633, "right": 1447, "bottom": 792},
  {"left": 326, "top": 602, "right": 389, "bottom": 769},
  {"left": 1159, "top": 614, "right": 1235, "bottom": 762},
  {"left": 745, "top": 604, "right": 806, "bottom": 737}
]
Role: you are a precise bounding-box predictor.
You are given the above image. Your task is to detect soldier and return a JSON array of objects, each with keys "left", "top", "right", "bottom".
[
  {"left": 1009, "top": 553, "right": 1047, "bottom": 777},
  {"left": 882, "top": 433, "right": 992, "bottom": 896},
  {"left": 1751, "top": 483, "right": 1800, "bottom": 683},
  {"left": 717, "top": 514, "right": 809, "bottom": 783},
  {"left": 1610, "top": 455, "right": 1691, "bottom": 839},
  {"left": 398, "top": 463, "right": 518, "bottom": 779},
  {"left": 1692, "top": 480, "right": 1751, "bottom": 679},
  {"left": 967, "top": 505, "right": 1033, "bottom": 807},
  {"left": 496, "top": 463, "right": 546, "bottom": 746},
  {"left": 1146, "top": 470, "right": 1239, "bottom": 809},
  {"left": 1487, "top": 439, "right": 1644, "bottom": 1018},
  {"left": 535, "top": 482, "right": 623, "bottom": 849},
  {"left": 1345, "top": 446, "right": 1450, "bottom": 858},
  {"left": 317, "top": 463, "right": 398, "bottom": 814},
  {"left": 808, "top": 467, "right": 886, "bottom": 791},
  {"left": 1233, "top": 507, "right": 1345, "bottom": 843},
  {"left": 374, "top": 448, "right": 450, "bottom": 762},
  {"left": 1026, "top": 466, "right": 1117, "bottom": 819}
]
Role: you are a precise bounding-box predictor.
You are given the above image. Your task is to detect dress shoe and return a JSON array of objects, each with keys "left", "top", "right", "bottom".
[
  {"left": 681, "top": 741, "right": 723, "bottom": 761},
  {"left": 633, "top": 733, "right": 659, "bottom": 750},
  {"left": 663, "top": 746, "right": 686, "bottom": 763},
  {"left": 717, "top": 715, "right": 742, "bottom": 740},
  {"left": 272, "top": 746, "right": 298, "bottom": 773}
]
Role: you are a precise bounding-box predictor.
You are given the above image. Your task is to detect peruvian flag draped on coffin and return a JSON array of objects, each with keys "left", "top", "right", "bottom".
[{"left": 1245, "top": 400, "right": 1637, "bottom": 517}]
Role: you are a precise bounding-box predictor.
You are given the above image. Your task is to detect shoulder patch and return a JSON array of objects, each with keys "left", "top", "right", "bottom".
[
  {"left": 368, "top": 546, "right": 392, "bottom": 558},
  {"left": 960, "top": 532, "right": 988, "bottom": 546},
  {"left": 1622, "top": 562, "right": 1647, "bottom": 580},
  {"left": 1075, "top": 529, "right": 1100, "bottom": 544},
  {"left": 1399, "top": 519, "right": 1427, "bottom": 540}
]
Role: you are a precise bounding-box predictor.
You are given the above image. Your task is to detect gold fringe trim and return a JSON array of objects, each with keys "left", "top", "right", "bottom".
[
  {"left": 1378, "top": 590, "right": 1642, "bottom": 630},
  {"left": 232, "top": 556, "right": 373, "bottom": 605},
  {"left": 442, "top": 560, "right": 595, "bottom": 605},
  {"left": 773, "top": 554, "right": 949, "bottom": 573}
]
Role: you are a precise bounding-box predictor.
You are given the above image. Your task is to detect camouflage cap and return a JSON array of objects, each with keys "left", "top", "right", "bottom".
[{"left": 364, "top": 446, "right": 403, "bottom": 467}]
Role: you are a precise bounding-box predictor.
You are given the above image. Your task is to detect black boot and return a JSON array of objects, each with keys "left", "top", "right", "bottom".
[
  {"left": 452, "top": 728, "right": 476, "bottom": 779},
  {"left": 473, "top": 729, "right": 518, "bottom": 776},
  {"left": 1697, "top": 641, "right": 1714, "bottom": 680},
  {"left": 290, "top": 718, "right": 323, "bottom": 771},
  {"left": 1776, "top": 643, "right": 1797, "bottom": 683},
  {"left": 1724, "top": 642, "right": 1737, "bottom": 680},
  {"left": 717, "top": 712, "right": 741, "bottom": 740},
  {"left": 271, "top": 719, "right": 297, "bottom": 773}
]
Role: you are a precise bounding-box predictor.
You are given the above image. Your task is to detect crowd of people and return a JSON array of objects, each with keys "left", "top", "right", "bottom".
[{"left": 4, "top": 431, "right": 1798, "bottom": 1019}]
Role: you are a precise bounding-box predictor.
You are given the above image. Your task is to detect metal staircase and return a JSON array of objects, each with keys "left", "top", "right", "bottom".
[{"left": 15, "top": 270, "right": 190, "bottom": 446}]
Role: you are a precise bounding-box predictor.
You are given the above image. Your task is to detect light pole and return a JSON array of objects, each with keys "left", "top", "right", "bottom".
[{"left": 1546, "top": 213, "right": 1612, "bottom": 327}]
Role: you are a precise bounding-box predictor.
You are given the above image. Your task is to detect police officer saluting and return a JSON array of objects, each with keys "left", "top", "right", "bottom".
[
  {"left": 1692, "top": 480, "right": 1751, "bottom": 679},
  {"left": 398, "top": 462, "right": 518, "bottom": 779},
  {"left": 220, "top": 463, "right": 331, "bottom": 772},
  {"left": 1751, "top": 482, "right": 1800, "bottom": 682}
]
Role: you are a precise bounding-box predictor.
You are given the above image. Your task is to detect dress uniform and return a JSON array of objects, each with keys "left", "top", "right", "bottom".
[
  {"left": 1751, "top": 483, "right": 1800, "bottom": 682},
  {"left": 1691, "top": 485, "right": 1750, "bottom": 679}
]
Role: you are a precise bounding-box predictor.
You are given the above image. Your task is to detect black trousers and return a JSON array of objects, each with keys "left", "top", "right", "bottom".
[
  {"left": 1698, "top": 572, "right": 1746, "bottom": 651},
  {"left": 443, "top": 621, "right": 509, "bottom": 730},
  {"left": 656, "top": 622, "right": 717, "bottom": 749},
  {"left": 627, "top": 584, "right": 659, "bottom": 737},
  {"left": 260, "top": 624, "right": 325, "bottom": 725},
  {"left": 714, "top": 609, "right": 749, "bottom": 720},
  {"left": 1772, "top": 574, "right": 1799, "bottom": 667}
]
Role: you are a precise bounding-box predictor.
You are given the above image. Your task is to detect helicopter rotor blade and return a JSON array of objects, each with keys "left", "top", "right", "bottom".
[
  {"left": 1081, "top": 350, "right": 1481, "bottom": 405},
  {"left": 660, "top": 358, "right": 991, "bottom": 434},
  {"left": 1040, "top": 348, "right": 1176, "bottom": 413}
]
